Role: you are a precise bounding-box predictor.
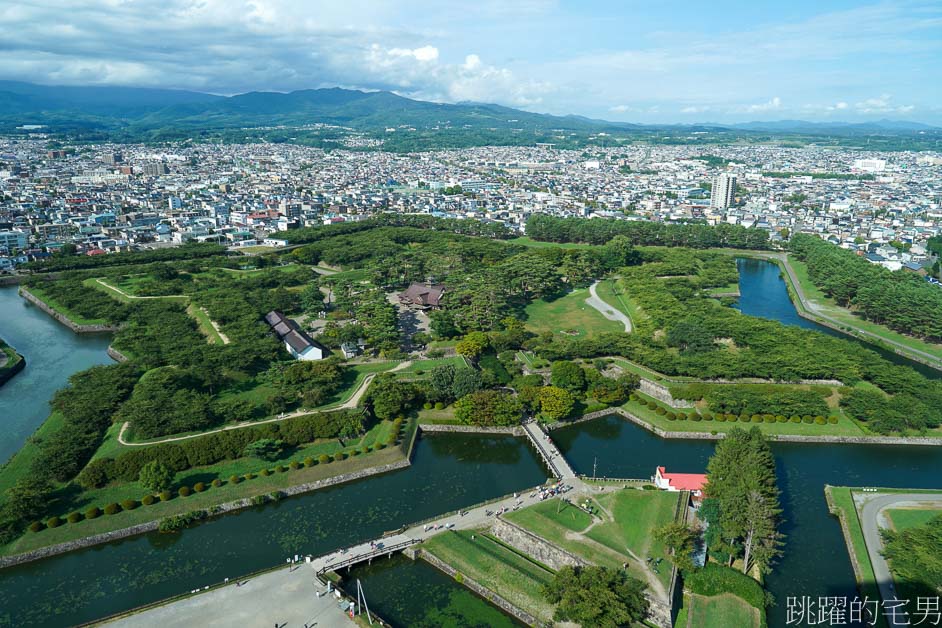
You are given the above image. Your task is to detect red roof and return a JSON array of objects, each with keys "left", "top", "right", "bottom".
[{"left": 657, "top": 466, "right": 707, "bottom": 492}]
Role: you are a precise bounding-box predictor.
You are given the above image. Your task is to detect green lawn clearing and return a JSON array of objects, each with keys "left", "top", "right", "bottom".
[
  {"left": 686, "top": 593, "right": 760, "bottom": 628},
  {"left": 886, "top": 508, "right": 942, "bottom": 532},
  {"left": 524, "top": 288, "right": 623, "bottom": 338}
]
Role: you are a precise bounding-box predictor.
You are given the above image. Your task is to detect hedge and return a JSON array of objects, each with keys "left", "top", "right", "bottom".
[
  {"left": 121, "top": 499, "right": 138, "bottom": 510},
  {"left": 29, "top": 521, "right": 44, "bottom": 532},
  {"left": 85, "top": 506, "right": 102, "bottom": 519},
  {"left": 178, "top": 486, "right": 192, "bottom": 497},
  {"left": 684, "top": 564, "right": 769, "bottom": 615},
  {"left": 46, "top": 516, "right": 62, "bottom": 528},
  {"left": 159, "top": 490, "right": 172, "bottom": 501},
  {"left": 67, "top": 512, "right": 83, "bottom": 524},
  {"left": 142, "top": 495, "right": 156, "bottom": 506},
  {"left": 104, "top": 503, "right": 121, "bottom": 515}
]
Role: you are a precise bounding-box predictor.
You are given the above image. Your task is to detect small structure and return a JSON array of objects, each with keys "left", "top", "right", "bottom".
[
  {"left": 654, "top": 466, "right": 707, "bottom": 502},
  {"left": 340, "top": 341, "right": 359, "bottom": 359},
  {"left": 398, "top": 282, "right": 445, "bottom": 309},
  {"left": 265, "top": 311, "right": 328, "bottom": 361}
]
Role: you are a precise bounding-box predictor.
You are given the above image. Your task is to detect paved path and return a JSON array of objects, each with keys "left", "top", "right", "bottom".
[
  {"left": 586, "top": 280, "right": 632, "bottom": 332},
  {"left": 104, "top": 563, "right": 354, "bottom": 628},
  {"left": 750, "top": 252, "right": 942, "bottom": 369},
  {"left": 95, "top": 278, "right": 187, "bottom": 300},
  {"left": 117, "top": 361, "right": 412, "bottom": 446},
  {"left": 858, "top": 493, "right": 942, "bottom": 626},
  {"left": 522, "top": 421, "right": 577, "bottom": 479}
]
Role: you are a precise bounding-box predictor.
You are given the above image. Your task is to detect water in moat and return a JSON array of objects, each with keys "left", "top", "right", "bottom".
[
  {"left": 1, "top": 260, "right": 940, "bottom": 627},
  {"left": 0, "top": 286, "right": 113, "bottom": 465}
]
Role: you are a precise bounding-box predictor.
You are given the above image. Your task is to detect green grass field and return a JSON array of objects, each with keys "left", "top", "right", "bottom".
[
  {"left": 783, "top": 256, "right": 942, "bottom": 363},
  {"left": 524, "top": 288, "right": 623, "bottom": 338},
  {"left": 422, "top": 529, "right": 556, "bottom": 622},
  {"left": 505, "top": 489, "right": 681, "bottom": 590},
  {"left": 186, "top": 304, "right": 226, "bottom": 344},
  {"left": 594, "top": 277, "right": 644, "bottom": 325},
  {"left": 886, "top": 508, "right": 942, "bottom": 531},
  {"left": 686, "top": 593, "right": 759, "bottom": 628},
  {"left": 2, "top": 419, "right": 413, "bottom": 558},
  {"left": 622, "top": 391, "right": 868, "bottom": 438},
  {"left": 509, "top": 237, "right": 595, "bottom": 250}
]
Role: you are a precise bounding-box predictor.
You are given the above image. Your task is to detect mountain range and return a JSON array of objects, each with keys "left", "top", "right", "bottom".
[{"left": 0, "top": 80, "right": 937, "bottom": 137}]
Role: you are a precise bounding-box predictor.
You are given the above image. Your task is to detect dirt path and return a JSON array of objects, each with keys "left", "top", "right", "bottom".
[
  {"left": 200, "top": 307, "right": 230, "bottom": 345},
  {"left": 117, "top": 361, "right": 413, "bottom": 446},
  {"left": 586, "top": 281, "right": 632, "bottom": 332},
  {"left": 95, "top": 278, "right": 186, "bottom": 300}
]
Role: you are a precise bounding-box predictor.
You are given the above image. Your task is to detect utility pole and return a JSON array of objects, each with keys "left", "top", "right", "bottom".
[
  {"left": 593, "top": 456, "right": 598, "bottom": 480},
  {"left": 355, "top": 579, "right": 373, "bottom": 625}
]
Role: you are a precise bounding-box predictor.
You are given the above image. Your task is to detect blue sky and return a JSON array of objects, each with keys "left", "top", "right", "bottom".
[{"left": 1, "top": 1, "right": 940, "bottom": 123}]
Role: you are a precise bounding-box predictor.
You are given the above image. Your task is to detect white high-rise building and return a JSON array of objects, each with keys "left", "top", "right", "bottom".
[{"left": 710, "top": 173, "right": 737, "bottom": 209}]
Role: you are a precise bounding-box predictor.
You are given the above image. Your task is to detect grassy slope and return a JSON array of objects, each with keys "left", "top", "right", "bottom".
[
  {"left": 622, "top": 391, "right": 868, "bottom": 438},
  {"left": 886, "top": 507, "right": 942, "bottom": 531},
  {"left": 24, "top": 285, "right": 107, "bottom": 325},
  {"left": 422, "top": 529, "right": 555, "bottom": 622},
  {"left": 827, "top": 486, "right": 883, "bottom": 623},
  {"left": 2, "top": 420, "right": 411, "bottom": 557},
  {"left": 686, "top": 593, "right": 760, "bottom": 628},
  {"left": 524, "top": 288, "right": 623, "bottom": 338}
]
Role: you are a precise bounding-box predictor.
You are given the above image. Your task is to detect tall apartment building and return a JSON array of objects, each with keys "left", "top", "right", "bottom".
[
  {"left": 139, "top": 162, "right": 169, "bottom": 176},
  {"left": 710, "top": 173, "right": 737, "bottom": 209}
]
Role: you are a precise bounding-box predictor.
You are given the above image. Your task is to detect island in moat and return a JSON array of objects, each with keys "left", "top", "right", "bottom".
[
  {"left": 2, "top": 215, "right": 941, "bottom": 627},
  {"left": 0, "top": 336, "right": 25, "bottom": 388}
]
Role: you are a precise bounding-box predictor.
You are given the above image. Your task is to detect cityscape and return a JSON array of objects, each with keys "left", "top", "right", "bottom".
[{"left": 1, "top": 2, "right": 941, "bottom": 628}]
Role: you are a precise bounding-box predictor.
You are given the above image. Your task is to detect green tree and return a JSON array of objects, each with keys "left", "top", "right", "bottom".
[
  {"left": 454, "top": 390, "right": 522, "bottom": 427},
  {"left": 542, "top": 565, "right": 649, "bottom": 627},
  {"left": 539, "top": 386, "right": 575, "bottom": 421},
  {"left": 243, "top": 438, "right": 286, "bottom": 462},
  {"left": 455, "top": 331, "right": 490, "bottom": 360},
  {"left": 654, "top": 522, "right": 699, "bottom": 571},
  {"left": 138, "top": 461, "right": 175, "bottom": 492},
  {"left": 881, "top": 514, "right": 942, "bottom": 597},
  {"left": 550, "top": 361, "right": 587, "bottom": 394}
]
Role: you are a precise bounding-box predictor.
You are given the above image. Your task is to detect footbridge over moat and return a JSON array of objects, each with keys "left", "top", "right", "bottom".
[{"left": 522, "top": 420, "right": 577, "bottom": 479}]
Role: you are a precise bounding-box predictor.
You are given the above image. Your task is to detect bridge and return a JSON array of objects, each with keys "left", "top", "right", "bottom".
[{"left": 522, "top": 420, "right": 577, "bottom": 479}]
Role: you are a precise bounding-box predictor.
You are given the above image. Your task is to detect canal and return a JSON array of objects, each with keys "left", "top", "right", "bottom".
[
  {"left": 0, "top": 286, "right": 113, "bottom": 465},
  {"left": 1, "top": 260, "right": 940, "bottom": 627}
]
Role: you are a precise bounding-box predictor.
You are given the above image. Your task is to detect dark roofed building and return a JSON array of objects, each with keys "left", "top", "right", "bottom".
[
  {"left": 399, "top": 282, "right": 446, "bottom": 309},
  {"left": 265, "top": 310, "right": 327, "bottom": 361}
]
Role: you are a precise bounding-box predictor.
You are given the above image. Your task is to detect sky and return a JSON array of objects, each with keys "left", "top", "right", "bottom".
[{"left": 1, "top": 0, "right": 940, "bottom": 124}]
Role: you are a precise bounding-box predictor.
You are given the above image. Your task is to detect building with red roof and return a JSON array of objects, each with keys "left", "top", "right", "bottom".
[{"left": 654, "top": 466, "right": 707, "bottom": 502}]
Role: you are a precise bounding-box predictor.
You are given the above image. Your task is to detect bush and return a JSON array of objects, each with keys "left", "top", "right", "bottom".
[
  {"left": 684, "top": 564, "right": 768, "bottom": 612},
  {"left": 193, "top": 482, "right": 206, "bottom": 492},
  {"left": 159, "top": 490, "right": 172, "bottom": 502},
  {"left": 423, "top": 402, "right": 432, "bottom": 410},
  {"left": 814, "top": 416, "right": 826, "bottom": 425},
  {"left": 677, "top": 413, "right": 687, "bottom": 421},
  {"left": 802, "top": 416, "right": 814, "bottom": 424},
  {"left": 29, "top": 521, "right": 44, "bottom": 532},
  {"left": 211, "top": 478, "right": 222, "bottom": 487},
  {"left": 230, "top": 475, "right": 241, "bottom": 484},
  {"left": 776, "top": 415, "right": 787, "bottom": 423},
  {"left": 655, "top": 406, "right": 666, "bottom": 415},
  {"left": 647, "top": 401, "right": 657, "bottom": 410},
  {"left": 434, "top": 401, "right": 445, "bottom": 410},
  {"left": 104, "top": 503, "right": 121, "bottom": 515},
  {"left": 46, "top": 516, "right": 62, "bottom": 528},
  {"left": 376, "top": 442, "right": 387, "bottom": 450},
  {"left": 702, "top": 412, "right": 713, "bottom": 421},
  {"left": 275, "top": 465, "right": 286, "bottom": 473},
  {"left": 304, "top": 457, "right": 315, "bottom": 467},
  {"left": 85, "top": 506, "right": 102, "bottom": 519},
  {"left": 178, "top": 486, "right": 192, "bottom": 497},
  {"left": 318, "top": 454, "right": 330, "bottom": 464},
  {"left": 142, "top": 495, "right": 156, "bottom": 506},
  {"left": 764, "top": 415, "right": 776, "bottom": 423},
  {"left": 666, "top": 413, "right": 676, "bottom": 421},
  {"left": 716, "top": 414, "right": 726, "bottom": 422},
  {"left": 828, "top": 416, "right": 839, "bottom": 424},
  {"left": 691, "top": 414, "right": 702, "bottom": 422},
  {"left": 260, "top": 468, "right": 271, "bottom": 477},
  {"left": 333, "top": 452, "right": 346, "bottom": 462},
  {"left": 790, "top": 416, "right": 801, "bottom": 423},
  {"left": 289, "top": 460, "right": 300, "bottom": 470},
  {"left": 122, "top": 499, "right": 138, "bottom": 510},
  {"left": 67, "top": 512, "right": 83, "bottom": 524}
]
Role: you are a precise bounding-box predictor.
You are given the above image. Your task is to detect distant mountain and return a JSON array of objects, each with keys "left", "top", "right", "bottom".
[{"left": 0, "top": 81, "right": 937, "bottom": 139}]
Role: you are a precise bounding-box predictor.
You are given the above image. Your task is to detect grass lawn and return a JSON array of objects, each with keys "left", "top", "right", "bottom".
[
  {"left": 783, "top": 256, "right": 942, "bottom": 363},
  {"left": 886, "top": 507, "right": 942, "bottom": 532},
  {"left": 509, "top": 237, "right": 595, "bottom": 250},
  {"left": 417, "top": 405, "right": 459, "bottom": 425},
  {"left": 394, "top": 356, "right": 469, "bottom": 375},
  {"left": 505, "top": 489, "right": 680, "bottom": 590},
  {"left": 2, "top": 420, "right": 413, "bottom": 557},
  {"left": 422, "top": 529, "right": 556, "bottom": 622},
  {"left": 524, "top": 288, "right": 623, "bottom": 338},
  {"left": 594, "top": 277, "right": 642, "bottom": 325},
  {"left": 622, "top": 392, "right": 868, "bottom": 438},
  {"left": 826, "top": 486, "right": 884, "bottom": 627},
  {"left": 686, "top": 593, "right": 760, "bottom": 628},
  {"left": 186, "top": 304, "right": 225, "bottom": 344},
  {"left": 24, "top": 285, "right": 108, "bottom": 325}
]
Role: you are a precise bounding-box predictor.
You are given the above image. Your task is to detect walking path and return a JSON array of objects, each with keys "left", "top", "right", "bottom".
[
  {"left": 95, "top": 278, "right": 186, "bottom": 300},
  {"left": 858, "top": 493, "right": 942, "bottom": 626},
  {"left": 751, "top": 253, "right": 942, "bottom": 369},
  {"left": 117, "top": 361, "right": 413, "bottom": 446},
  {"left": 586, "top": 280, "right": 632, "bottom": 332},
  {"left": 522, "top": 421, "right": 577, "bottom": 479}
]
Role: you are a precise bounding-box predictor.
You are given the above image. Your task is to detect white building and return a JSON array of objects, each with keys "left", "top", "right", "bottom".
[{"left": 710, "top": 174, "right": 737, "bottom": 209}]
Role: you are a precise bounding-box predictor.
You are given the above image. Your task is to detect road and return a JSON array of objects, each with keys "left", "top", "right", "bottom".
[
  {"left": 586, "top": 280, "right": 632, "bottom": 332},
  {"left": 117, "top": 361, "right": 412, "bottom": 446},
  {"left": 858, "top": 492, "right": 942, "bottom": 626},
  {"left": 751, "top": 252, "right": 942, "bottom": 369}
]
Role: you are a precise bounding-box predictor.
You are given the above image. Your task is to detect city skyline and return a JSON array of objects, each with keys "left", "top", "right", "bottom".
[{"left": 0, "top": 1, "right": 940, "bottom": 124}]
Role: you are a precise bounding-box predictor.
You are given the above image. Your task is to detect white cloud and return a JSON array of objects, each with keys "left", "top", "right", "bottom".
[
  {"left": 742, "top": 97, "right": 782, "bottom": 113},
  {"left": 680, "top": 105, "right": 711, "bottom": 114},
  {"left": 854, "top": 93, "right": 915, "bottom": 114}
]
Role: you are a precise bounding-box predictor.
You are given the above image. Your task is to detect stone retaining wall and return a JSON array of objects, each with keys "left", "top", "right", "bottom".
[
  {"left": 18, "top": 287, "right": 121, "bottom": 333},
  {"left": 824, "top": 485, "right": 865, "bottom": 588},
  {"left": 107, "top": 346, "right": 129, "bottom": 363},
  {"left": 611, "top": 407, "right": 942, "bottom": 446},
  {"left": 490, "top": 517, "right": 587, "bottom": 571},
  {"left": 0, "top": 353, "right": 25, "bottom": 387},
  {"left": 418, "top": 423, "right": 524, "bottom": 436},
  {"left": 0, "top": 457, "right": 411, "bottom": 569},
  {"left": 418, "top": 550, "right": 541, "bottom": 627},
  {"left": 639, "top": 379, "right": 694, "bottom": 409}
]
